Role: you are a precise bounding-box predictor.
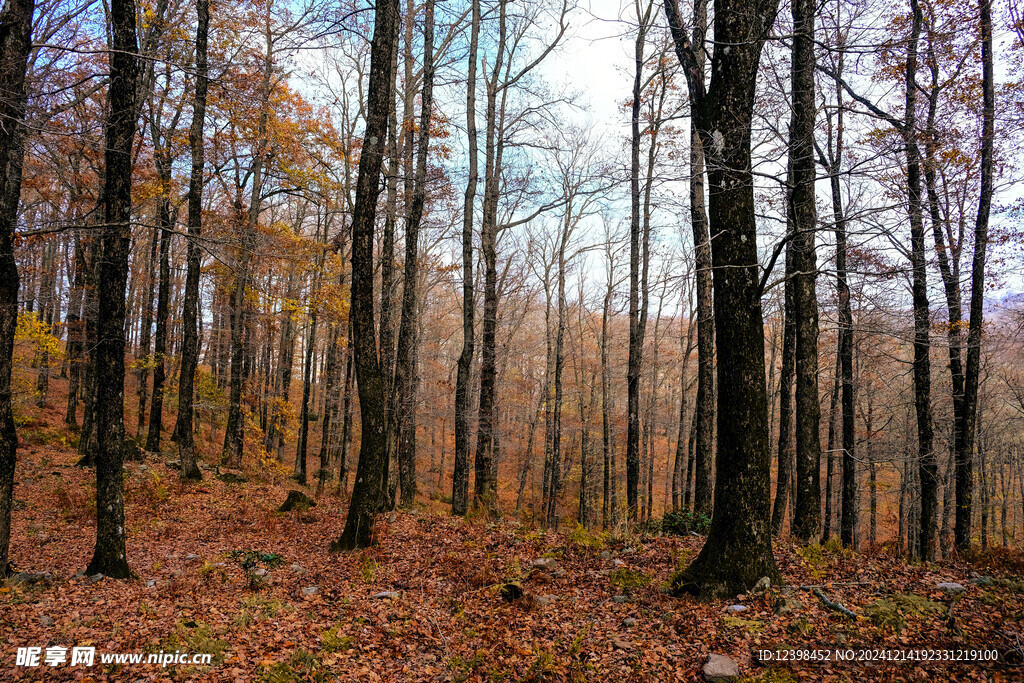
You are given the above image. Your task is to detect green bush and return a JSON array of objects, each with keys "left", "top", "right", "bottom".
[{"left": 660, "top": 509, "right": 710, "bottom": 536}]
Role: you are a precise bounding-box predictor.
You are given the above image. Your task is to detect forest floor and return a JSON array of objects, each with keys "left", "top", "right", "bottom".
[{"left": 2, "top": 422, "right": 1024, "bottom": 681}]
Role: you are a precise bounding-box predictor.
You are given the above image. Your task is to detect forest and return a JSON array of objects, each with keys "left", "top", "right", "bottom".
[{"left": 1, "top": 0, "right": 1024, "bottom": 679}]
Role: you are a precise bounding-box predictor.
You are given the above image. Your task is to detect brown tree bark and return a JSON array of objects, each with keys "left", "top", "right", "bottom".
[
  {"left": 173, "top": 0, "right": 209, "bottom": 482},
  {"left": 956, "top": 0, "right": 994, "bottom": 553},
  {"left": 664, "top": 0, "right": 781, "bottom": 597},
  {"left": 789, "top": 0, "right": 822, "bottom": 544},
  {"left": 452, "top": 0, "right": 479, "bottom": 517},
  {"left": 0, "top": 0, "right": 35, "bottom": 573},
  {"left": 87, "top": 0, "right": 140, "bottom": 578},
  {"left": 394, "top": 0, "right": 434, "bottom": 509},
  {"left": 333, "top": 0, "right": 400, "bottom": 551}
]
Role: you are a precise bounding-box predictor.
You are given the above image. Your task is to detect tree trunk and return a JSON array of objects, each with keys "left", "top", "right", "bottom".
[
  {"left": 395, "top": 0, "right": 434, "bottom": 509},
  {"left": 145, "top": 145, "right": 173, "bottom": 453},
  {"left": 789, "top": 0, "right": 821, "bottom": 544},
  {"left": 0, "top": 0, "right": 35, "bottom": 573},
  {"left": 452, "top": 0, "right": 479, "bottom": 516},
  {"left": 474, "top": 0, "right": 507, "bottom": 511},
  {"left": 664, "top": 0, "right": 781, "bottom": 597},
  {"left": 956, "top": 0, "right": 994, "bottom": 553},
  {"left": 772, "top": 247, "right": 795, "bottom": 536},
  {"left": 173, "top": 0, "right": 209, "bottom": 482},
  {"left": 333, "top": 0, "right": 399, "bottom": 551},
  {"left": 87, "top": 0, "right": 139, "bottom": 578},
  {"left": 682, "top": 0, "right": 714, "bottom": 522}
]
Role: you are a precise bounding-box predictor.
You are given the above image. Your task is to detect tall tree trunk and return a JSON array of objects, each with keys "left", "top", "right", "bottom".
[
  {"left": 772, "top": 248, "right": 795, "bottom": 536},
  {"left": 474, "top": 0, "right": 507, "bottom": 511},
  {"left": 136, "top": 225, "right": 157, "bottom": 436},
  {"left": 224, "top": 6, "right": 273, "bottom": 468},
  {"left": 0, "top": 0, "right": 35, "bottom": 574},
  {"left": 452, "top": 0, "right": 479, "bottom": 516},
  {"left": 687, "top": 0, "right": 714, "bottom": 520},
  {"left": 626, "top": 1, "right": 654, "bottom": 522},
  {"left": 173, "top": 0, "right": 209, "bottom": 482},
  {"left": 789, "top": 0, "right": 821, "bottom": 543},
  {"left": 664, "top": 0, "right": 781, "bottom": 597},
  {"left": 87, "top": 0, "right": 139, "bottom": 578},
  {"left": 65, "top": 235, "right": 86, "bottom": 426},
  {"left": 956, "top": 0, "right": 994, "bottom": 553},
  {"left": 395, "top": 0, "right": 434, "bottom": 508},
  {"left": 145, "top": 146, "right": 173, "bottom": 453},
  {"left": 902, "top": 0, "right": 937, "bottom": 561},
  {"left": 332, "top": 0, "right": 399, "bottom": 551}
]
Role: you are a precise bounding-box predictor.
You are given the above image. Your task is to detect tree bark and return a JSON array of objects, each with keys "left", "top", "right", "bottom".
[
  {"left": 173, "top": 0, "right": 209, "bottom": 482},
  {"left": 333, "top": 0, "right": 400, "bottom": 551},
  {"left": 0, "top": 0, "right": 35, "bottom": 573},
  {"left": 664, "top": 0, "right": 781, "bottom": 597},
  {"left": 452, "top": 0, "right": 479, "bottom": 516},
  {"left": 394, "top": 0, "right": 434, "bottom": 509},
  {"left": 87, "top": 0, "right": 139, "bottom": 578},
  {"left": 789, "top": 0, "right": 821, "bottom": 544},
  {"left": 772, "top": 247, "right": 795, "bottom": 536},
  {"left": 956, "top": 0, "right": 994, "bottom": 553}
]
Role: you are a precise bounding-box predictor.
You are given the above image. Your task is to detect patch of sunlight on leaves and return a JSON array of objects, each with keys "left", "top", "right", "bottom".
[
  {"left": 569, "top": 524, "right": 607, "bottom": 550},
  {"left": 609, "top": 567, "right": 651, "bottom": 594},
  {"left": 723, "top": 615, "right": 765, "bottom": 633},
  {"left": 864, "top": 593, "right": 943, "bottom": 634}
]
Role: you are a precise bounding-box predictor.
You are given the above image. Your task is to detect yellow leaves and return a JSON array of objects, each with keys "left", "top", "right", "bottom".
[{"left": 15, "top": 312, "right": 63, "bottom": 366}]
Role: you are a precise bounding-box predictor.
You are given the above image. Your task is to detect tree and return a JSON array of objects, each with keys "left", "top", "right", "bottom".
[
  {"left": 87, "top": 0, "right": 140, "bottom": 578},
  {"left": 957, "top": 0, "right": 994, "bottom": 552},
  {"left": 664, "top": 0, "right": 781, "bottom": 597},
  {"left": 789, "top": 0, "right": 822, "bottom": 544},
  {"left": 684, "top": 0, "right": 714, "bottom": 521},
  {"left": 394, "top": 0, "right": 435, "bottom": 508},
  {"left": 452, "top": 0, "right": 480, "bottom": 517},
  {"left": 332, "top": 0, "right": 400, "bottom": 551},
  {"left": 173, "top": 0, "right": 210, "bottom": 482},
  {"left": 0, "top": 0, "right": 35, "bottom": 573}
]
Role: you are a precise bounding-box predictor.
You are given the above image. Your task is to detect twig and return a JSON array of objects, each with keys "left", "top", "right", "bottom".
[{"left": 811, "top": 587, "right": 857, "bottom": 620}]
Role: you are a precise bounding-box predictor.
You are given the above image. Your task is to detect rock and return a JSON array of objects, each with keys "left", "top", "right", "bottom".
[
  {"left": 612, "top": 595, "right": 629, "bottom": 603},
  {"left": 39, "top": 615, "right": 53, "bottom": 627},
  {"left": 752, "top": 576, "right": 771, "bottom": 594},
  {"left": 622, "top": 617, "right": 638, "bottom": 627},
  {"left": 170, "top": 570, "right": 184, "bottom": 578},
  {"left": 144, "top": 579, "right": 157, "bottom": 588},
  {"left": 531, "top": 557, "right": 559, "bottom": 572},
  {"left": 937, "top": 582, "right": 965, "bottom": 594},
  {"left": 372, "top": 591, "right": 400, "bottom": 600},
  {"left": 970, "top": 575, "right": 993, "bottom": 586},
  {"left": 611, "top": 558, "right": 627, "bottom": 568},
  {"left": 253, "top": 568, "right": 269, "bottom": 577},
  {"left": 300, "top": 586, "right": 318, "bottom": 596},
  {"left": 725, "top": 604, "right": 748, "bottom": 614},
  {"left": 703, "top": 654, "right": 740, "bottom": 682},
  {"left": 217, "top": 470, "right": 248, "bottom": 484},
  {"left": 165, "top": 460, "right": 182, "bottom": 470},
  {"left": 773, "top": 598, "right": 803, "bottom": 615},
  {"left": 89, "top": 573, "right": 104, "bottom": 583},
  {"left": 612, "top": 639, "right": 633, "bottom": 650},
  {"left": 185, "top": 553, "right": 199, "bottom": 561},
  {"left": 278, "top": 490, "right": 317, "bottom": 512},
  {"left": 553, "top": 568, "right": 566, "bottom": 578},
  {"left": 290, "top": 564, "right": 306, "bottom": 574},
  {"left": 599, "top": 550, "right": 612, "bottom": 560},
  {"left": 138, "top": 464, "right": 149, "bottom": 471},
  {"left": 535, "top": 594, "right": 557, "bottom": 607}
]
